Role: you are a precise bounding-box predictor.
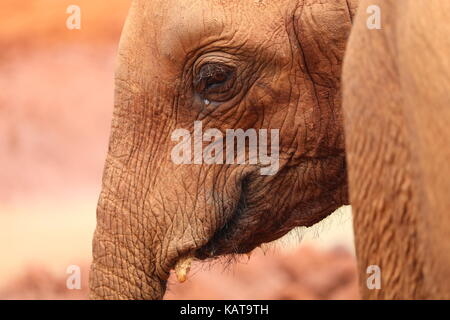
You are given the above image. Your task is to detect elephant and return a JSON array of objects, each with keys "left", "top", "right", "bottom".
[
  {"left": 89, "top": 0, "right": 357, "bottom": 300},
  {"left": 343, "top": 0, "right": 450, "bottom": 299},
  {"left": 90, "top": 0, "right": 450, "bottom": 300}
]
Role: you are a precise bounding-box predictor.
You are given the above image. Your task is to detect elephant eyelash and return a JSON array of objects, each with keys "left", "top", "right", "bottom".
[{"left": 193, "top": 63, "right": 236, "bottom": 102}]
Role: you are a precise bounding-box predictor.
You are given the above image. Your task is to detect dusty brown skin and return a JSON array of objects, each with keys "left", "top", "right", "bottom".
[
  {"left": 90, "top": 0, "right": 355, "bottom": 299},
  {"left": 343, "top": 0, "right": 450, "bottom": 299}
]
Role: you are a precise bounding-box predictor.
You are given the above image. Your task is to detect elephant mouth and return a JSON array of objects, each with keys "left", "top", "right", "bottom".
[
  {"left": 194, "top": 175, "right": 252, "bottom": 260},
  {"left": 172, "top": 157, "right": 348, "bottom": 283},
  {"left": 171, "top": 176, "right": 252, "bottom": 283}
]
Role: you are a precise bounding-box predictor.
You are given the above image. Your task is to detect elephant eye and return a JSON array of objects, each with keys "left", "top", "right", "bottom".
[{"left": 193, "top": 63, "right": 236, "bottom": 102}]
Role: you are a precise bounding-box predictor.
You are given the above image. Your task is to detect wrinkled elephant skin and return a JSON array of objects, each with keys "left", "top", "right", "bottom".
[{"left": 90, "top": 0, "right": 356, "bottom": 299}]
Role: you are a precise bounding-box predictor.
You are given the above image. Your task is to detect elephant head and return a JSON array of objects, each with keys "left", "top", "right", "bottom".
[{"left": 90, "top": 0, "right": 356, "bottom": 299}]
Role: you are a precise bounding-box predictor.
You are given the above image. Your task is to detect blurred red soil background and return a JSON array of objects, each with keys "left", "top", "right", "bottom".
[{"left": 0, "top": 0, "right": 359, "bottom": 299}]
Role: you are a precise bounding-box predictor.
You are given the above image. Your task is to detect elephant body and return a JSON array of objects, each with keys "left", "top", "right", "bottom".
[{"left": 343, "top": 0, "right": 450, "bottom": 299}]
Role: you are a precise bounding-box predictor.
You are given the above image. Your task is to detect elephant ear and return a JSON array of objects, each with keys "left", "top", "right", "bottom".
[{"left": 293, "top": 0, "right": 354, "bottom": 88}]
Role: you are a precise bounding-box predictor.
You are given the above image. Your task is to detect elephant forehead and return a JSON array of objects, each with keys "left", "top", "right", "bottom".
[{"left": 151, "top": 0, "right": 292, "bottom": 63}]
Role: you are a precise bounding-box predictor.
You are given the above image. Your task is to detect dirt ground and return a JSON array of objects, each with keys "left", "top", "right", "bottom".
[{"left": 0, "top": 1, "right": 360, "bottom": 300}]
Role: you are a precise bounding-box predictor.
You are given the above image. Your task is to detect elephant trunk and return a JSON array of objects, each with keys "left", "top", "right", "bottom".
[
  {"left": 89, "top": 194, "right": 167, "bottom": 300},
  {"left": 88, "top": 139, "right": 178, "bottom": 300}
]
